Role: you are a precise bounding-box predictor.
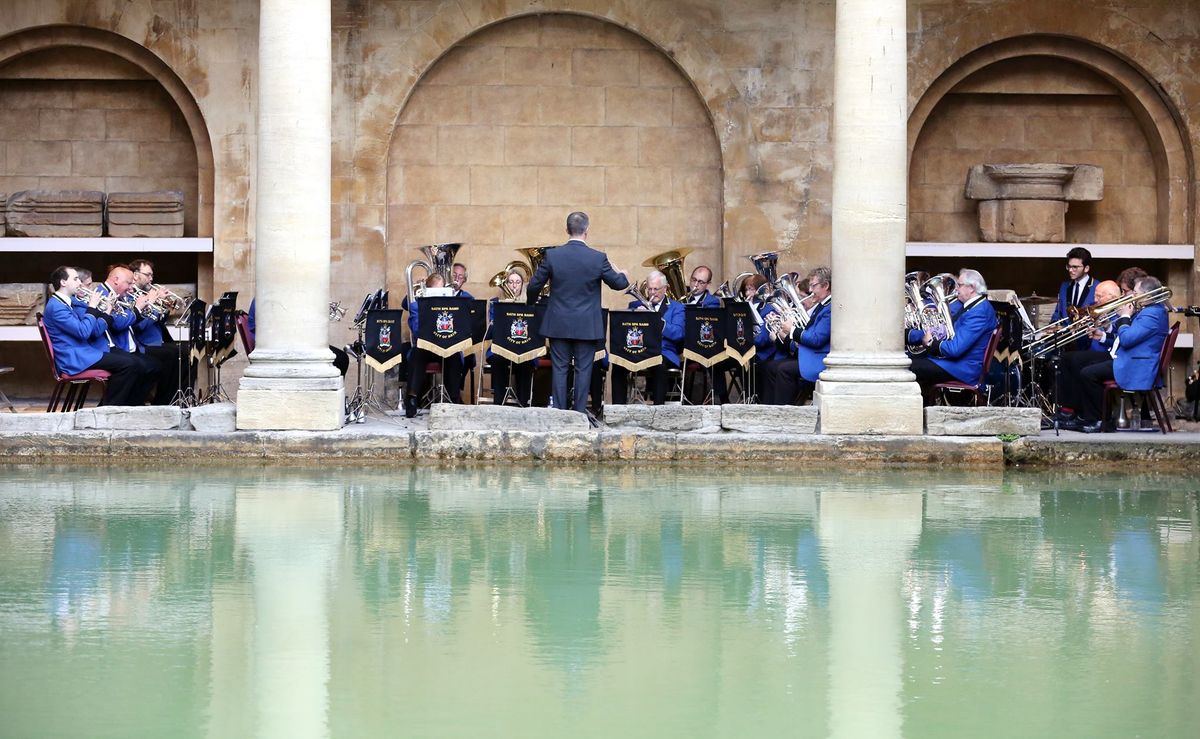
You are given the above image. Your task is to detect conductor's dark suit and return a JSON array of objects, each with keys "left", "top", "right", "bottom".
[{"left": 527, "top": 239, "right": 629, "bottom": 411}]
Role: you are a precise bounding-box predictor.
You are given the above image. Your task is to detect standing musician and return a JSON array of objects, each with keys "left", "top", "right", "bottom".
[
  {"left": 908, "top": 268, "right": 998, "bottom": 401},
  {"left": 94, "top": 265, "right": 166, "bottom": 404},
  {"left": 42, "top": 266, "right": 154, "bottom": 406},
  {"left": 1070, "top": 275, "right": 1169, "bottom": 433},
  {"left": 403, "top": 273, "right": 464, "bottom": 416},
  {"left": 684, "top": 266, "right": 722, "bottom": 307},
  {"left": 762, "top": 267, "right": 831, "bottom": 405},
  {"left": 610, "top": 270, "right": 684, "bottom": 405},
  {"left": 1056, "top": 279, "right": 1121, "bottom": 421},
  {"left": 527, "top": 211, "right": 629, "bottom": 413},
  {"left": 1050, "top": 247, "right": 1096, "bottom": 350},
  {"left": 488, "top": 268, "right": 534, "bottom": 406}
]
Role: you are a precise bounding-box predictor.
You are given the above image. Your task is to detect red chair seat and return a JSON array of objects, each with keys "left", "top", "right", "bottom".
[
  {"left": 931, "top": 326, "right": 1003, "bottom": 406},
  {"left": 1100, "top": 321, "right": 1179, "bottom": 434},
  {"left": 36, "top": 312, "right": 111, "bottom": 412},
  {"left": 63, "top": 369, "right": 112, "bottom": 382}
]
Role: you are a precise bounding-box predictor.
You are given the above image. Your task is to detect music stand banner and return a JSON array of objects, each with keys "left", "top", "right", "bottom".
[
  {"left": 723, "top": 302, "right": 757, "bottom": 366},
  {"left": 188, "top": 299, "right": 207, "bottom": 363},
  {"left": 467, "top": 299, "right": 487, "bottom": 350},
  {"left": 490, "top": 302, "right": 545, "bottom": 364},
  {"left": 609, "top": 310, "right": 662, "bottom": 372},
  {"left": 416, "top": 296, "right": 476, "bottom": 357},
  {"left": 682, "top": 305, "right": 728, "bottom": 367},
  {"left": 364, "top": 309, "right": 406, "bottom": 372}
]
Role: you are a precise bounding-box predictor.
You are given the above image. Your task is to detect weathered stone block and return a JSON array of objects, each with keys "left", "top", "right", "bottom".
[
  {"left": 721, "top": 405, "right": 818, "bottom": 434},
  {"left": 428, "top": 403, "right": 589, "bottom": 432},
  {"left": 0, "top": 412, "right": 76, "bottom": 432},
  {"left": 978, "top": 199, "right": 1067, "bottom": 243},
  {"left": 415, "top": 430, "right": 504, "bottom": 459},
  {"left": 603, "top": 404, "right": 709, "bottom": 432},
  {"left": 75, "top": 405, "right": 185, "bottom": 430},
  {"left": 6, "top": 190, "right": 103, "bottom": 237},
  {"left": 105, "top": 190, "right": 184, "bottom": 238},
  {"left": 186, "top": 402, "right": 237, "bottom": 432},
  {"left": 597, "top": 430, "right": 676, "bottom": 460},
  {"left": 236, "top": 387, "right": 345, "bottom": 431},
  {"left": 925, "top": 407, "right": 1042, "bottom": 436}
]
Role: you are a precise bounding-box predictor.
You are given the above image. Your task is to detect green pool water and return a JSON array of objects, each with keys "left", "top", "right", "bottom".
[{"left": 0, "top": 465, "right": 1196, "bottom": 739}]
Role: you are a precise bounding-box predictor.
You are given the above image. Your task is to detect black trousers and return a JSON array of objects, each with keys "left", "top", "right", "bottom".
[
  {"left": 143, "top": 344, "right": 183, "bottom": 405},
  {"left": 1059, "top": 349, "right": 1109, "bottom": 413},
  {"left": 1078, "top": 359, "right": 1115, "bottom": 423},
  {"left": 761, "top": 358, "right": 814, "bottom": 405},
  {"left": 610, "top": 359, "right": 679, "bottom": 405},
  {"left": 491, "top": 356, "right": 534, "bottom": 406},
  {"left": 548, "top": 338, "right": 595, "bottom": 412},
  {"left": 407, "top": 349, "right": 463, "bottom": 404},
  {"left": 909, "top": 355, "right": 957, "bottom": 402},
  {"left": 91, "top": 350, "right": 156, "bottom": 406}
]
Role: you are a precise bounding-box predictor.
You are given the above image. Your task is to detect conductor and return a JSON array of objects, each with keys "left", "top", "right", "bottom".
[{"left": 527, "top": 211, "right": 629, "bottom": 412}]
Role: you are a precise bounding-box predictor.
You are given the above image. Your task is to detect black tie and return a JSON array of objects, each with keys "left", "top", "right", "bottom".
[{"left": 1071, "top": 282, "right": 1080, "bottom": 307}]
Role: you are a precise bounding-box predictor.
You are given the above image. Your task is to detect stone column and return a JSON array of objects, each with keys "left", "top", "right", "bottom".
[
  {"left": 820, "top": 492, "right": 922, "bottom": 739},
  {"left": 236, "top": 0, "right": 343, "bottom": 430},
  {"left": 814, "top": 0, "right": 923, "bottom": 434}
]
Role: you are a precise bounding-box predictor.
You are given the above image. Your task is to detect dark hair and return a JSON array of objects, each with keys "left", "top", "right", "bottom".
[
  {"left": 1118, "top": 266, "right": 1148, "bottom": 291},
  {"left": 49, "top": 265, "right": 74, "bottom": 290},
  {"left": 75, "top": 267, "right": 92, "bottom": 282},
  {"left": 566, "top": 211, "right": 589, "bottom": 237},
  {"left": 1066, "top": 246, "right": 1092, "bottom": 266},
  {"left": 128, "top": 258, "right": 154, "bottom": 274}
]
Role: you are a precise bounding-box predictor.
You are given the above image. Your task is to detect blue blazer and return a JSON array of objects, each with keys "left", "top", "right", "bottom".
[
  {"left": 627, "top": 298, "right": 685, "bottom": 366},
  {"left": 684, "top": 291, "right": 722, "bottom": 308},
  {"left": 907, "top": 298, "right": 962, "bottom": 346},
  {"left": 527, "top": 240, "right": 628, "bottom": 341},
  {"left": 751, "top": 301, "right": 777, "bottom": 363},
  {"left": 930, "top": 295, "right": 997, "bottom": 384},
  {"left": 132, "top": 313, "right": 164, "bottom": 347},
  {"left": 1051, "top": 277, "right": 1096, "bottom": 324},
  {"left": 95, "top": 283, "right": 139, "bottom": 352},
  {"left": 43, "top": 295, "right": 109, "bottom": 376},
  {"left": 1113, "top": 303, "right": 1169, "bottom": 391},
  {"left": 794, "top": 299, "right": 831, "bottom": 383}
]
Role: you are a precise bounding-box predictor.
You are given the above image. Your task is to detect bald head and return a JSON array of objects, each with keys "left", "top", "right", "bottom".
[
  {"left": 106, "top": 266, "right": 134, "bottom": 296},
  {"left": 1095, "top": 280, "right": 1120, "bottom": 304}
]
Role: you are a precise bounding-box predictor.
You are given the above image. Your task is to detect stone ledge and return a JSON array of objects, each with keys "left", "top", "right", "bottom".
[
  {"left": 186, "top": 402, "right": 237, "bottom": 432},
  {"left": 428, "top": 403, "right": 589, "bottom": 432},
  {"left": 76, "top": 406, "right": 186, "bottom": 431},
  {"left": 0, "top": 412, "right": 76, "bottom": 433},
  {"left": 721, "top": 405, "right": 818, "bottom": 434},
  {"left": 925, "top": 407, "right": 1041, "bottom": 436},
  {"left": 603, "top": 405, "right": 718, "bottom": 432}
]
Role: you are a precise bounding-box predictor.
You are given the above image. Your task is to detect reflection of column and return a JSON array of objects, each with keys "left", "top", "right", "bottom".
[
  {"left": 236, "top": 0, "right": 343, "bottom": 430},
  {"left": 236, "top": 487, "right": 343, "bottom": 739},
  {"left": 820, "top": 492, "right": 922, "bottom": 739},
  {"left": 815, "top": 0, "right": 923, "bottom": 434}
]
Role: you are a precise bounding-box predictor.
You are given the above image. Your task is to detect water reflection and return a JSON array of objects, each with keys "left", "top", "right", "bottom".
[{"left": 0, "top": 466, "right": 1196, "bottom": 738}]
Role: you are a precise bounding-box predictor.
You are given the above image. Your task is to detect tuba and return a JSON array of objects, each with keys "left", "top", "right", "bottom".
[
  {"left": 517, "top": 246, "right": 554, "bottom": 297},
  {"left": 406, "top": 242, "right": 463, "bottom": 303},
  {"left": 642, "top": 248, "right": 693, "bottom": 301},
  {"left": 750, "top": 251, "right": 781, "bottom": 285}
]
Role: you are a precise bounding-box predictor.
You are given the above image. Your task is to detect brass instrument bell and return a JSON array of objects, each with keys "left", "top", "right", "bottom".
[{"left": 641, "top": 248, "right": 693, "bottom": 301}]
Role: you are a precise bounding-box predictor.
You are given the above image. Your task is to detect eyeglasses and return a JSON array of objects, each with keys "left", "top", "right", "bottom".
[
  {"left": 1066, "top": 263, "right": 1085, "bottom": 271},
  {"left": 690, "top": 277, "right": 709, "bottom": 285}
]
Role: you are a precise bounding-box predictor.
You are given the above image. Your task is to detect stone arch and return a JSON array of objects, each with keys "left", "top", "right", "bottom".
[
  {"left": 0, "top": 24, "right": 215, "bottom": 236},
  {"left": 384, "top": 13, "right": 724, "bottom": 299},
  {"left": 909, "top": 34, "right": 1191, "bottom": 245},
  {"left": 356, "top": 2, "right": 757, "bottom": 282}
]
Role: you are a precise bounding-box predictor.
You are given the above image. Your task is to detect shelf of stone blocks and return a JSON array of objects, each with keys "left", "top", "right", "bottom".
[
  {"left": 905, "top": 242, "right": 1195, "bottom": 260},
  {"left": 0, "top": 237, "right": 213, "bottom": 253},
  {"left": 0, "top": 325, "right": 191, "bottom": 342}
]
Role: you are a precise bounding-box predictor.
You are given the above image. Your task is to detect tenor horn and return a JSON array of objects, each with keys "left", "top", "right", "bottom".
[
  {"left": 406, "top": 242, "right": 463, "bottom": 303},
  {"left": 490, "top": 260, "right": 530, "bottom": 301},
  {"left": 641, "top": 248, "right": 693, "bottom": 301}
]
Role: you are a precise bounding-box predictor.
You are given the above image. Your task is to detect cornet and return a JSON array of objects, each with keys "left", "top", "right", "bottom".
[
  {"left": 329, "top": 301, "right": 347, "bottom": 322},
  {"left": 75, "top": 286, "right": 128, "bottom": 317}
]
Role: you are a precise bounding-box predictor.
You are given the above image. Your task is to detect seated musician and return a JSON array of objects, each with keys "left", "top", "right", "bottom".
[
  {"left": 908, "top": 268, "right": 997, "bottom": 402},
  {"left": 403, "top": 274, "right": 464, "bottom": 417},
  {"left": 488, "top": 268, "right": 534, "bottom": 406},
  {"left": 1057, "top": 279, "right": 1121, "bottom": 421},
  {"left": 1117, "top": 266, "right": 1148, "bottom": 296},
  {"left": 1069, "top": 275, "right": 1169, "bottom": 433},
  {"left": 451, "top": 262, "right": 478, "bottom": 397},
  {"left": 762, "top": 267, "right": 831, "bottom": 405},
  {"left": 94, "top": 265, "right": 166, "bottom": 404},
  {"left": 42, "top": 266, "right": 154, "bottom": 406},
  {"left": 1050, "top": 247, "right": 1096, "bottom": 351},
  {"left": 684, "top": 265, "right": 722, "bottom": 307},
  {"left": 127, "top": 259, "right": 188, "bottom": 405},
  {"left": 610, "top": 270, "right": 684, "bottom": 405}
]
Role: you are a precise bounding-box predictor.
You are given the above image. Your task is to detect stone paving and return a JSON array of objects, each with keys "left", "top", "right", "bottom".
[{"left": 1, "top": 402, "right": 1198, "bottom": 468}]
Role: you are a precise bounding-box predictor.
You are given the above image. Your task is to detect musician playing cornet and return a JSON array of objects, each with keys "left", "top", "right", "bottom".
[{"left": 908, "top": 268, "right": 997, "bottom": 403}]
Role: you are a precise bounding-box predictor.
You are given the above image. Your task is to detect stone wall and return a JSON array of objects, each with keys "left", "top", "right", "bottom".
[{"left": 384, "top": 15, "right": 722, "bottom": 305}]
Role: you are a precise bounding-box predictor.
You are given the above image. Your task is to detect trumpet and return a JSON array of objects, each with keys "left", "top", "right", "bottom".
[
  {"left": 329, "top": 301, "right": 347, "bottom": 322},
  {"left": 75, "top": 286, "right": 129, "bottom": 316}
]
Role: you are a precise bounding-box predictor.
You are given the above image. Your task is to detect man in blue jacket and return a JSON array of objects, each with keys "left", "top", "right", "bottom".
[
  {"left": 909, "top": 268, "right": 998, "bottom": 402},
  {"left": 610, "top": 270, "right": 683, "bottom": 406},
  {"left": 41, "top": 266, "right": 154, "bottom": 406},
  {"left": 683, "top": 266, "right": 722, "bottom": 307},
  {"left": 94, "top": 265, "right": 165, "bottom": 403},
  {"left": 1058, "top": 279, "right": 1121, "bottom": 419},
  {"left": 1050, "top": 247, "right": 1096, "bottom": 350},
  {"left": 1072, "top": 275, "right": 1170, "bottom": 432},
  {"left": 527, "top": 212, "right": 629, "bottom": 412},
  {"left": 762, "top": 267, "right": 831, "bottom": 404}
]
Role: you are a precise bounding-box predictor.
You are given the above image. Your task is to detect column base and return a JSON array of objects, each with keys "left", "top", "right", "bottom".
[
  {"left": 815, "top": 379, "right": 924, "bottom": 435},
  {"left": 236, "top": 379, "right": 345, "bottom": 431}
]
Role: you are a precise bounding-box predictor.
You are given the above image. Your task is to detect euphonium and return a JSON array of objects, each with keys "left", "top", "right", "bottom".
[
  {"left": 642, "top": 248, "right": 693, "bottom": 301},
  {"left": 406, "top": 242, "right": 463, "bottom": 303},
  {"left": 716, "top": 271, "right": 757, "bottom": 302},
  {"left": 921, "top": 272, "right": 957, "bottom": 343},
  {"left": 776, "top": 273, "right": 812, "bottom": 330},
  {"left": 749, "top": 250, "right": 781, "bottom": 284}
]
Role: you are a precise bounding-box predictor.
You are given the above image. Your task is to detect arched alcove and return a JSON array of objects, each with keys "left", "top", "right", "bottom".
[
  {"left": 909, "top": 35, "right": 1192, "bottom": 247},
  {"left": 384, "top": 14, "right": 723, "bottom": 302}
]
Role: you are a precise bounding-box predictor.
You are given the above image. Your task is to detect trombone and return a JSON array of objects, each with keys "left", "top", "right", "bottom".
[{"left": 1023, "top": 286, "right": 1173, "bottom": 358}]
